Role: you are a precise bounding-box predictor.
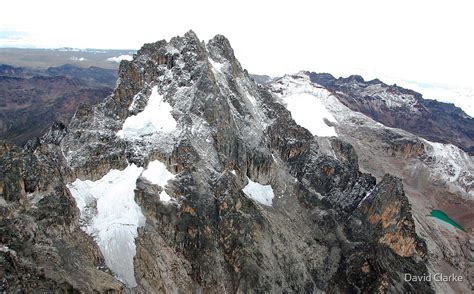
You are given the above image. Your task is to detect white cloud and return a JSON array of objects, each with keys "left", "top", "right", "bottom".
[
  {"left": 107, "top": 54, "right": 133, "bottom": 63},
  {"left": 389, "top": 81, "right": 474, "bottom": 117},
  {"left": 70, "top": 56, "right": 85, "bottom": 61}
]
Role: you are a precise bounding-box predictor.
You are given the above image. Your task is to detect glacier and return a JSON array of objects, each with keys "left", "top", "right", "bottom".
[
  {"left": 283, "top": 92, "right": 337, "bottom": 137},
  {"left": 271, "top": 73, "right": 338, "bottom": 137},
  {"left": 67, "top": 164, "right": 145, "bottom": 287}
]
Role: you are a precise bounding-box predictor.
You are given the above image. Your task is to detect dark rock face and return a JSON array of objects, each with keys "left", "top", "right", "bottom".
[
  {"left": 0, "top": 64, "right": 117, "bottom": 146},
  {"left": 0, "top": 142, "right": 123, "bottom": 293},
  {"left": 1, "top": 32, "right": 435, "bottom": 292},
  {"left": 308, "top": 72, "right": 474, "bottom": 155}
]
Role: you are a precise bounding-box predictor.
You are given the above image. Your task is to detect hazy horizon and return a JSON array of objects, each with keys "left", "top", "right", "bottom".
[{"left": 2, "top": 0, "right": 473, "bottom": 115}]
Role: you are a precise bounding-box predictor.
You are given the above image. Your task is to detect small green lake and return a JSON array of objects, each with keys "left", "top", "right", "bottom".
[{"left": 430, "top": 210, "right": 465, "bottom": 232}]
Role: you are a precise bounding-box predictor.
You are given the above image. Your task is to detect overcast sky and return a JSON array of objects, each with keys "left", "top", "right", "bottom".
[{"left": 1, "top": 0, "right": 473, "bottom": 111}]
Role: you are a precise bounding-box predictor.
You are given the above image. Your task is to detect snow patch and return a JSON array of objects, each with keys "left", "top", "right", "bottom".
[
  {"left": 67, "top": 164, "right": 145, "bottom": 287},
  {"left": 283, "top": 92, "right": 338, "bottom": 137},
  {"left": 242, "top": 178, "right": 275, "bottom": 206},
  {"left": 142, "top": 160, "right": 176, "bottom": 203},
  {"left": 272, "top": 73, "right": 338, "bottom": 137},
  {"left": 127, "top": 92, "right": 141, "bottom": 112},
  {"left": 427, "top": 142, "right": 464, "bottom": 181},
  {"left": 107, "top": 54, "right": 133, "bottom": 62},
  {"left": 117, "top": 86, "right": 177, "bottom": 139},
  {"left": 208, "top": 58, "right": 225, "bottom": 72},
  {"left": 270, "top": 72, "right": 384, "bottom": 135}
]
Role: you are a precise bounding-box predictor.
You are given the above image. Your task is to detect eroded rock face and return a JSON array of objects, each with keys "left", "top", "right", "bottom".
[
  {"left": 1, "top": 32, "right": 435, "bottom": 292},
  {"left": 355, "top": 175, "right": 427, "bottom": 258}
]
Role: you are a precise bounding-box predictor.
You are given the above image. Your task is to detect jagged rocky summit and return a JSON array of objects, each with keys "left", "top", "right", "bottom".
[{"left": 1, "top": 31, "right": 471, "bottom": 293}]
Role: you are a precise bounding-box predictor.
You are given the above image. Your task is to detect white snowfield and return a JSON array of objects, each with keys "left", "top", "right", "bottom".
[
  {"left": 284, "top": 92, "right": 338, "bottom": 137},
  {"left": 67, "top": 159, "right": 178, "bottom": 287},
  {"left": 271, "top": 73, "right": 338, "bottom": 137},
  {"left": 117, "top": 86, "right": 177, "bottom": 139},
  {"left": 242, "top": 178, "right": 275, "bottom": 206},
  {"left": 142, "top": 160, "right": 176, "bottom": 202},
  {"left": 208, "top": 58, "right": 225, "bottom": 72},
  {"left": 67, "top": 164, "right": 145, "bottom": 287}
]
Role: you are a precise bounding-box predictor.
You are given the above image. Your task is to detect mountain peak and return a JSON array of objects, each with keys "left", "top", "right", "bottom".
[
  {"left": 2, "top": 32, "right": 468, "bottom": 293},
  {"left": 207, "top": 34, "right": 235, "bottom": 61}
]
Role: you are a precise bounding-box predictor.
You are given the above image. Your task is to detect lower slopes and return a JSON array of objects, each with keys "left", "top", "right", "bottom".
[{"left": 0, "top": 64, "right": 117, "bottom": 146}]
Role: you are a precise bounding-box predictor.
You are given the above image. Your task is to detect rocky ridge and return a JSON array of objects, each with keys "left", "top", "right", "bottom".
[
  {"left": 308, "top": 72, "right": 474, "bottom": 155},
  {"left": 267, "top": 72, "right": 473, "bottom": 293}
]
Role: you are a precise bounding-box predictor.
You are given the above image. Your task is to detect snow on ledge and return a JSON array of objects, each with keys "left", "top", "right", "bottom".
[
  {"left": 67, "top": 164, "right": 145, "bottom": 287},
  {"left": 142, "top": 160, "right": 176, "bottom": 203},
  {"left": 242, "top": 178, "right": 275, "bottom": 206},
  {"left": 117, "top": 86, "right": 177, "bottom": 139},
  {"left": 208, "top": 57, "right": 225, "bottom": 72}
]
